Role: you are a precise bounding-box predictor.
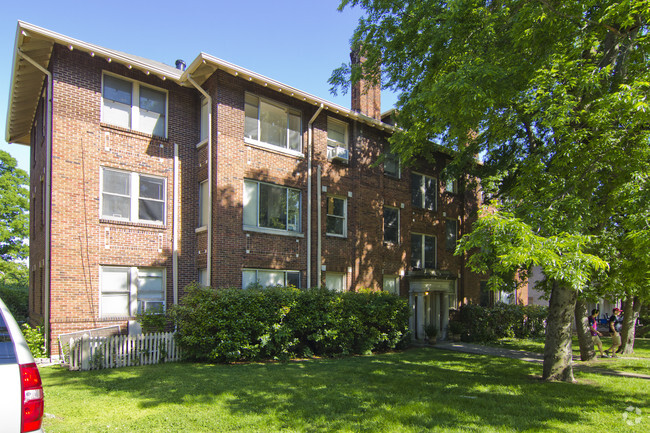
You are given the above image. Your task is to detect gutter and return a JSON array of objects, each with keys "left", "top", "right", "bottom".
[
  {"left": 307, "top": 104, "right": 323, "bottom": 287},
  {"left": 17, "top": 49, "right": 52, "bottom": 355},
  {"left": 186, "top": 77, "right": 212, "bottom": 286}
]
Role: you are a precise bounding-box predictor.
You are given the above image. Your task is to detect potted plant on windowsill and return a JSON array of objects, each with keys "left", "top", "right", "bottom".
[
  {"left": 448, "top": 320, "right": 465, "bottom": 342},
  {"left": 424, "top": 324, "right": 438, "bottom": 344}
]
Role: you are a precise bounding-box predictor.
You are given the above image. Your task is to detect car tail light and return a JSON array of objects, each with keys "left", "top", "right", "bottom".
[{"left": 20, "top": 363, "right": 44, "bottom": 432}]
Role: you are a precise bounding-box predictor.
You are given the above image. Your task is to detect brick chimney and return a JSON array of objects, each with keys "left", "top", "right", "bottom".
[{"left": 350, "top": 50, "right": 381, "bottom": 121}]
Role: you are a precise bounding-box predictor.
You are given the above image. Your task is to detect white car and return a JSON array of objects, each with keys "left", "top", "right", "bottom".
[{"left": 0, "top": 297, "right": 44, "bottom": 432}]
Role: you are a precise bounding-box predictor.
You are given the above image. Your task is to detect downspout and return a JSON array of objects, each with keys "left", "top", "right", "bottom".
[
  {"left": 187, "top": 77, "right": 212, "bottom": 286},
  {"left": 307, "top": 104, "right": 323, "bottom": 287},
  {"left": 173, "top": 143, "right": 179, "bottom": 304},
  {"left": 317, "top": 165, "right": 322, "bottom": 286},
  {"left": 18, "top": 50, "right": 52, "bottom": 355}
]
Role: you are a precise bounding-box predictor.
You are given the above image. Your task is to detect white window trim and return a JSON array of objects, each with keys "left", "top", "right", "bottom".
[
  {"left": 383, "top": 206, "right": 400, "bottom": 244},
  {"left": 243, "top": 179, "right": 302, "bottom": 235},
  {"left": 326, "top": 117, "right": 349, "bottom": 162},
  {"left": 101, "top": 71, "right": 168, "bottom": 138},
  {"left": 326, "top": 195, "right": 347, "bottom": 238},
  {"left": 411, "top": 172, "right": 437, "bottom": 211},
  {"left": 244, "top": 93, "right": 303, "bottom": 156},
  {"left": 100, "top": 167, "right": 166, "bottom": 225},
  {"left": 242, "top": 268, "right": 301, "bottom": 289},
  {"left": 99, "top": 266, "right": 166, "bottom": 318},
  {"left": 198, "top": 180, "right": 208, "bottom": 229},
  {"left": 411, "top": 233, "right": 437, "bottom": 270}
]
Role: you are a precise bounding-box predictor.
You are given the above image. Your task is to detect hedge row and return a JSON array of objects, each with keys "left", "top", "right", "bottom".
[
  {"left": 456, "top": 303, "right": 548, "bottom": 342},
  {"left": 169, "top": 284, "right": 411, "bottom": 362}
]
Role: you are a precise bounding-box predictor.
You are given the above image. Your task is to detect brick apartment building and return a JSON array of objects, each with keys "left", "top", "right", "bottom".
[{"left": 6, "top": 22, "right": 527, "bottom": 355}]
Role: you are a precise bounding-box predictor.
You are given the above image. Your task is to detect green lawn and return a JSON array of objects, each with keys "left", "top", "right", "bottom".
[
  {"left": 40, "top": 347, "right": 649, "bottom": 433},
  {"left": 485, "top": 337, "right": 650, "bottom": 376}
]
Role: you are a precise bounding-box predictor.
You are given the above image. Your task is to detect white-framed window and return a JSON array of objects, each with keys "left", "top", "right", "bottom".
[
  {"left": 198, "top": 268, "right": 208, "bottom": 286},
  {"left": 325, "top": 272, "right": 346, "bottom": 292},
  {"left": 198, "top": 180, "right": 209, "bottom": 228},
  {"left": 383, "top": 207, "right": 399, "bottom": 244},
  {"left": 101, "top": 167, "right": 166, "bottom": 224},
  {"left": 242, "top": 269, "right": 300, "bottom": 289},
  {"left": 99, "top": 266, "right": 165, "bottom": 317},
  {"left": 244, "top": 93, "right": 302, "bottom": 154},
  {"left": 411, "top": 233, "right": 436, "bottom": 270},
  {"left": 326, "top": 196, "right": 347, "bottom": 237},
  {"left": 384, "top": 144, "right": 400, "bottom": 178},
  {"left": 327, "top": 117, "right": 349, "bottom": 162},
  {"left": 383, "top": 275, "right": 400, "bottom": 295},
  {"left": 101, "top": 73, "right": 167, "bottom": 137},
  {"left": 244, "top": 180, "right": 301, "bottom": 233},
  {"left": 411, "top": 173, "right": 437, "bottom": 211},
  {"left": 445, "top": 219, "right": 458, "bottom": 252},
  {"left": 200, "top": 97, "right": 209, "bottom": 143}
]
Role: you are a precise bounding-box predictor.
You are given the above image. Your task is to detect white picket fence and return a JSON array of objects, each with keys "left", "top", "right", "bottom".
[{"left": 67, "top": 332, "right": 181, "bottom": 371}]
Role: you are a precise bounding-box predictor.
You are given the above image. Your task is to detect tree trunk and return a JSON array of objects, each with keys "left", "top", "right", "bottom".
[
  {"left": 620, "top": 296, "right": 642, "bottom": 355},
  {"left": 543, "top": 283, "right": 577, "bottom": 382},
  {"left": 574, "top": 298, "right": 596, "bottom": 361}
]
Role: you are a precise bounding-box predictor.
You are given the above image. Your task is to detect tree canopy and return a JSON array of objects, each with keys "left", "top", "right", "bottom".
[
  {"left": 332, "top": 0, "right": 649, "bottom": 381},
  {"left": 0, "top": 149, "right": 29, "bottom": 267}
]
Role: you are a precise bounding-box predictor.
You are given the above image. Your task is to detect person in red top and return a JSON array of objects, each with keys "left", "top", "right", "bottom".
[{"left": 588, "top": 309, "right": 607, "bottom": 358}]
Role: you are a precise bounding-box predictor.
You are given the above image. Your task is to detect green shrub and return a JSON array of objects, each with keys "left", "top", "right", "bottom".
[
  {"left": 21, "top": 323, "right": 46, "bottom": 358},
  {"left": 458, "top": 303, "right": 548, "bottom": 342},
  {"left": 169, "top": 284, "right": 410, "bottom": 362},
  {"left": 0, "top": 285, "right": 29, "bottom": 323},
  {"left": 135, "top": 309, "right": 169, "bottom": 333}
]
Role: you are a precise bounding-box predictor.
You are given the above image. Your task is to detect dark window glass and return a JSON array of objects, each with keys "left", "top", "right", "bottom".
[
  {"left": 384, "top": 207, "right": 399, "bottom": 243},
  {"left": 446, "top": 220, "right": 457, "bottom": 251}
]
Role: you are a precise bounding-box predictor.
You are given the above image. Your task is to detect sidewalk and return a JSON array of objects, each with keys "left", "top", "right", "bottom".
[{"left": 432, "top": 341, "right": 650, "bottom": 380}]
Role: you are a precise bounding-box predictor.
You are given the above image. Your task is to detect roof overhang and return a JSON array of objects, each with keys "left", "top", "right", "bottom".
[
  {"left": 6, "top": 21, "right": 394, "bottom": 146},
  {"left": 182, "top": 53, "right": 394, "bottom": 132}
]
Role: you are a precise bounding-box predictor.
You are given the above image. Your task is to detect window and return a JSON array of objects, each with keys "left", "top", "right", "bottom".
[
  {"left": 384, "top": 144, "right": 400, "bottom": 178},
  {"left": 446, "top": 219, "right": 458, "bottom": 252},
  {"left": 411, "top": 173, "right": 437, "bottom": 211},
  {"left": 200, "top": 97, "right": 209, "bottom": 142},
  {"left": 411, "top": 233, "right": 436, "bottom": 269},
  {"left": 100, "top": 267, "right": 165, "bottom": 317},
  {"left": 327, "top": 118, "right": 349, "bottom": 162},
  {"left": 326, "top": 196, "right": 347, "bottom": 237},
  {"left": 102, "top": 73, "right": 167, "bottom": 137},
  {"left": 242, "top": 269, "right": 300, "bottom": 289},
  {"left": 198, "top": 181, "right": 209, "bottom": 228},
  {"left": 445, "top": 178, "right": 457, "bottom": 194},
  {"left": 383, "top": 275, "right": 400, "bottom": 295},
  {"left": 244, "top": 93, "right": 302, "bottom": 153},
  {"left": 325, "top": 272, "right": 346, "bottom": 292},
  {"left": 244, "top": 180, "right": 301, "bottom": 233},
  {"left": 384, "top": 207, "right": 399, "bottom": 244},
  {"left": 101, "top": 168, "right": 166, "bottom": 224},
  {"left": 198, "top": 268, "right": 208, "bottom": 286}
]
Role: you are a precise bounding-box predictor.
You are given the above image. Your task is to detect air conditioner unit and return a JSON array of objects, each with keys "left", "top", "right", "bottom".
[{"left": 328, "top": 145, "right": 349, "bottom": 163}]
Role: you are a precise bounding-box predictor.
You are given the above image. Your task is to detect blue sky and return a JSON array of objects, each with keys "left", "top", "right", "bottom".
[{"left": 1, "top": 0, "right": 397, "bottom": 173}]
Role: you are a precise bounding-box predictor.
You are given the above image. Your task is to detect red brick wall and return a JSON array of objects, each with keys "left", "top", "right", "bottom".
[
  {"left": 44, "top": 45, "right": 199, "bottom": 353},
  {"left": 31, "top": 45, "right": 493, "bottom": 354}
]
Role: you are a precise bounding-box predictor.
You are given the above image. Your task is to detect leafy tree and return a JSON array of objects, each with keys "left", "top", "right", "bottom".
[
  {"left": 0, "top": 150, "right": 29, "bottom": 319},
  {"left": 332, "top": 1, "right": 649, "bottom": 381},
  {"left": 0, "top": 150, "right": 29, "bottom": 264}
]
